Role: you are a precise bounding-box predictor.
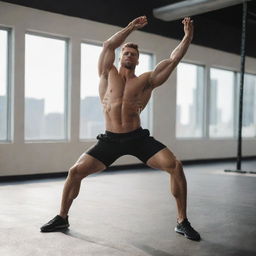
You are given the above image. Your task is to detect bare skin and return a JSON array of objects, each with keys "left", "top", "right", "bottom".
[{"left": 59, "top": 16, "right": 194, "bottom": 224}]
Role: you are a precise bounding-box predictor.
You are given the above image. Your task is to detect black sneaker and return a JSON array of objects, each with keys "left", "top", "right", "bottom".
[
  {"left": 175, "top": 218, "right": 201, "bottom": 241},
  {"left": 40, "top": 215, "right": 69, "bottom": 232}
]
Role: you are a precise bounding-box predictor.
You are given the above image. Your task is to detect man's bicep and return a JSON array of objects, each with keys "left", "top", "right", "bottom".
[
  {"left": 98, "top": 43, "right": 115, "bottom": 76},
  {"left": 149, "top": 59, "right": 178, "bottom": 88}
]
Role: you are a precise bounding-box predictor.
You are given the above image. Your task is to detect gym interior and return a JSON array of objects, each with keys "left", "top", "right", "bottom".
[{"left": 0, "top": 1, "right": 255, "bottom": 255}]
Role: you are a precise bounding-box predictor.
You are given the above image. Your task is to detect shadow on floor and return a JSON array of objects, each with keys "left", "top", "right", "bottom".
[
  {"left": 62, "top": 229, "right": 127, "bottom": 253},
  {"left": 60, "top": 228, "right": 256, "bottom": 256},
  {"left": 131, "top": 242, "right": 174, "bottom": 256},
  {"left": 201, "top": 240, "right": 256, "bottom": 256},
  {"left": 63, "top": 229, "right": 175, "bottom": 256}
]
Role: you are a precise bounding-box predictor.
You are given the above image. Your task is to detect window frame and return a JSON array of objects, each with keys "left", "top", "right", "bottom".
[
  {"left": 236, "top": 71, "right": 256, "bottom": 139},
  {"left": 175, "top": 61, "right": 206, "bottom": 140},
  {"left": 79, "top": 40, "right": 103, "bottom": 141},
  {"left": 0, "top": 27, "right": 12, "bottom": 143},
  {"left": 175, "top": 63, "right": 254, "bottom": 140},
  {"left": 136, "top": 50, "right": 154, "bottom": 132},
  {"left": 210, "top": 66, "right": 240, "bottom": 140},
  {"left": 24, "top": 31, "right": 70, "bottom": 142},
  {"left": 208, "top": 66, "right": 237, "bottom": 139}
]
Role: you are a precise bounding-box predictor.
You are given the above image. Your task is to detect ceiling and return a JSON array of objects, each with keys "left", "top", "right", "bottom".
[{"left": 1, "top": 0, "right": 256, "bottom": 57}]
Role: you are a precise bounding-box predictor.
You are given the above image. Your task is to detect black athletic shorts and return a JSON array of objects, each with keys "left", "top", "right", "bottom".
[{"left": 86, "top": 127, "right": 166, "bottom": 167}]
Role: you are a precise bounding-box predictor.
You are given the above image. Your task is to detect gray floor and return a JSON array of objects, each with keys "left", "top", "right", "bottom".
[{"left": 1, "top": 160, "right": 256, "bottom": 256}]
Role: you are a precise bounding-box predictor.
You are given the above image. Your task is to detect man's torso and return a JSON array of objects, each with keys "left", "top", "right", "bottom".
[{"left": 100, "top": 67, "right": 152, "bottom": 133}]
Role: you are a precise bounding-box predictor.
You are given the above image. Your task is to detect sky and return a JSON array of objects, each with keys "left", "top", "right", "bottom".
[{"left": 25, "top": 34, "right": 65, "bottom": 114}]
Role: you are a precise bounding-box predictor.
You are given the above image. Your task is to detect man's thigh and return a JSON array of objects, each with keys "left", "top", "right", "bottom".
[
  {"left": 146, "top": 147, "right": 177, "bottom": 170},
  {"left": 131, "top": 135, "right": 167, "bottom": 165},
  {"left": 72, "top": 153, "right": 107, "bottom": 176}
]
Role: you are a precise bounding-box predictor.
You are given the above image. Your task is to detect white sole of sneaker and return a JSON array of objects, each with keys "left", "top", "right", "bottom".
[{"left": 174, "top": 227, "right": 200, "bottom": 241}]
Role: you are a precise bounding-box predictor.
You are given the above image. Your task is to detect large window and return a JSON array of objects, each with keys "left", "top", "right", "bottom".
[
  {"left": 80, "top": 43, "right": 103, "bottom": 139},
  {"left": 135, "top": 52, "right": 153, "bottom": 130},
  {"left": 25, "top": 34, "right": 68, "bottom": 140},
  {"left": 0, "top": 29, "right": 10, "bottom": 141},
  {"left": 209, "top": 68, "right": 235, "bottom": 138},
  {"left": 80, "top": 43, "right": 153, "bottom": 139},
  {"left": 242, "top": 73, "right": 256, "bottom": 137},
  {"left": 176, "top": 65, "right": 256, "bottom": 139},
  {"left": 176, "top": 62, "right": 204, "bottom": 138}
]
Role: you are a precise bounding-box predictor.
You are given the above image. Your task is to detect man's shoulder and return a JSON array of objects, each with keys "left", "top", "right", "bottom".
[
  {"left": 137, "top": 71, "right": 152, "bottom": 80},
  {"left": 138, "top": 71, "right": 153, "bottom": 84},
  {"left": 101, "top": 65, "right": 118, "bottom": 79},
  {"left": 137, "top": 72, "right": 154, "bottom": 91},
  {"left": 109, "top": 65, "right": 118, "bottom": 74}
]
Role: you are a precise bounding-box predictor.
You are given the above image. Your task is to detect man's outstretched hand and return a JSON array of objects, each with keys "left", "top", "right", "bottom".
[
  {"left": 130, "top": 16, "right": 148, "bottom": 30},
  {"left": 182, "top": 17, "right": 194, "bottom": 38}
]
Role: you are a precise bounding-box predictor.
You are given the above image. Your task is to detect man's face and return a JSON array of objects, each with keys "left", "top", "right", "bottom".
[{"left": 120, "top": 47, "right": 139, "bottom": 70}]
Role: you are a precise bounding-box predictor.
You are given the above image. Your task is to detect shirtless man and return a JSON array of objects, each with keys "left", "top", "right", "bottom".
[{"left": 41, "top": 16, "right": 200, "bottom": 241}]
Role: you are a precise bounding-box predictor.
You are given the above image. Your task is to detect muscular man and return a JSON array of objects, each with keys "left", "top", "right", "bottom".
[{"left": 41, "top": 16, "right": 200, "bottom": 241}]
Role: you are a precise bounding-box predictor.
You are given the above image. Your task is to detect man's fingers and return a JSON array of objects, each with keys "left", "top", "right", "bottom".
[
  {"left": 139, "top": 16, "right": 147, "bottom": 21},
  {"left": 182, "top": 17, "right": 191, "bottom": 22},
  {"left": 136, "top": 16, "right": 147, "bottom": 25},
  {"left": 182, "top": 17, "right": 193, "bottom": 26}
]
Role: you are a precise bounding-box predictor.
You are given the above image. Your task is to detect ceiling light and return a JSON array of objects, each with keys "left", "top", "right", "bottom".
[{"left": 153, "top": 0, "right": 251, "bottom": 21}]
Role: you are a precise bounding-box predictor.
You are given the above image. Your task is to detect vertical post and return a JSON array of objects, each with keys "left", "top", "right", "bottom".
[{"left": 236, "top": 1, "right": 247, "bottom": 171}]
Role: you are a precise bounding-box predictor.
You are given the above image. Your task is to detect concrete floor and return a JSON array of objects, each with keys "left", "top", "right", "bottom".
[{"left": 1, "top": 159, "right": 256, "bottom": 256}]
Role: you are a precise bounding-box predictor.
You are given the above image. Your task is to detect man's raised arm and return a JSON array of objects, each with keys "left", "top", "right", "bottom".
[
  {"left": 149, "top": 17, "right": 194, "bottom": 89},
  {"left": 98, "top": 16, "right": 148, "bottom": 77}
]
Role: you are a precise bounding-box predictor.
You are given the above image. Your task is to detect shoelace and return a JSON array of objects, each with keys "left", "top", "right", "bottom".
[
  {"left": 181, "top": 220, "right": 196, "bottom": 232},
  {"left": 48, "top": 216, "right": 61, "bottom": 224}
]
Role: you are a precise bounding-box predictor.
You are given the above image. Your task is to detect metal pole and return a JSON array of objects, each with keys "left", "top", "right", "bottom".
[
  {"left": 225, "top": 1, "right": 256, "bottom": 174},
  {"left": 236, "top": 0, "right": 247, "bottom": 171}
]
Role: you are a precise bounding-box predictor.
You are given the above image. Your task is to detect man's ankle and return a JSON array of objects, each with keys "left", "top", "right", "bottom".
[
  {"left": 177, "top": 217, "right": 187, "bottom": 224},
  {"left": 59, "top": 213, "right": 68, "bottom": 219}
]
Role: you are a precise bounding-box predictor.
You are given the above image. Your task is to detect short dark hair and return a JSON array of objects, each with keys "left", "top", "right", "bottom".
[{"left": 121, "top": 42, "right": 139, "bottom": 56}]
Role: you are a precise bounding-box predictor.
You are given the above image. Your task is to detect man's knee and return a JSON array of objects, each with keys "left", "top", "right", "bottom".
[
  {"left": 176, "top": 160, "right": 183, "bottom": 169},
  {"left": 68, "top": 164, "right": 87, "bottom": 180},
  {"left": 165, "top": 159, "right": 183, "bottom": 174}
]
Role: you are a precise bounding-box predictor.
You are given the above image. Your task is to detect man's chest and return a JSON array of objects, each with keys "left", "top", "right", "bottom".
[{"left": 106, "top": 74, "right": 150, "bottom": 100}]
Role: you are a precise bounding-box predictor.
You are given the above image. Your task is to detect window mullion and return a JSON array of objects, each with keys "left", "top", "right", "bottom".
[{"left": 205, "top": 65, "right": 210, "bottom": 138}]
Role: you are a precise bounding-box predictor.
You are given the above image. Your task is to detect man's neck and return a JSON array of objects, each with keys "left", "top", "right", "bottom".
[{"left": 119, "top": 67, "right": 136, "bottom": 80}]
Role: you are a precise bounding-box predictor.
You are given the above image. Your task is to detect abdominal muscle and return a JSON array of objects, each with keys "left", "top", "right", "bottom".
[{"left": 103, "top": 98, "right": 143, "bottom": 133}]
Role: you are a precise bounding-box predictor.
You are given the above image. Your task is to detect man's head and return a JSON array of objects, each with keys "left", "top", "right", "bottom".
[{"left": 120, "top": 42, "right": 139, "bottom": 70}]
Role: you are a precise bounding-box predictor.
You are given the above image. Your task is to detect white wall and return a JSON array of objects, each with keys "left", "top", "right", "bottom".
[{"left": 0, "top": 1, "right": 255, "bottom": 176}]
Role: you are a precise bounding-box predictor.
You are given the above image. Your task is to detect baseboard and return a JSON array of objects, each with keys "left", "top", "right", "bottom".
[
  {"left": 0, "top": 156, "right": 255, "bottom": 183},
  {"left": 181, "top": 155, "right": 256, "bottom": 165}
]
